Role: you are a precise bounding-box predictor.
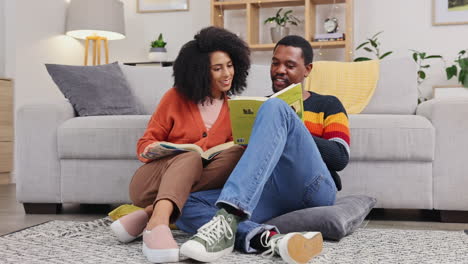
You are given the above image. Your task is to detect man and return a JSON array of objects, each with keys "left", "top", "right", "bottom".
[{"left": 176, "top": 35, "right": 350, "bottom": 264}]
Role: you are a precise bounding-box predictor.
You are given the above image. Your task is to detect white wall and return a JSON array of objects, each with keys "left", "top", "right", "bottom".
[
  {"left": 354, "top": 0, "right": 468, "bottom": 99},
  {"left": 0, "top": 0, "right": 5, "bottom": 77}
]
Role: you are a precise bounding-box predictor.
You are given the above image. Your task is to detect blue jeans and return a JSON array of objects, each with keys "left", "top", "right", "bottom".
[{"left": 176, "top": 98, "right": 337, "bottom": 252}]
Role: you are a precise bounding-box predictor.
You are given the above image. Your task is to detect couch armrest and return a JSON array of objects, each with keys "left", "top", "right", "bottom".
[
  {"left": 417, "top": 98, "right": 468, "bottom": 210},
  {"left": 16, "top": 99, "right": 75, "bottom": 203}
]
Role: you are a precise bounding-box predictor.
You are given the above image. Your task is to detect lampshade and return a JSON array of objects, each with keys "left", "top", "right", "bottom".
[{"left": 66, "top": 0, "right": 126, "bottom": 40}]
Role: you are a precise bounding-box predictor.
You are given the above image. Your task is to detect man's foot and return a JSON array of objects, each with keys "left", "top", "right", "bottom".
[
  {"left": 142, "top": 225, "right": 179, "bottom": 263},
  {"left": 261, "top": 231, "right": 323, "bottom": 264},
  {"left": 110, "top": 209, "right": 149, "bottom": 243},
  {"left": 180, "top": 208, "right": 240, "bottom": 262}
]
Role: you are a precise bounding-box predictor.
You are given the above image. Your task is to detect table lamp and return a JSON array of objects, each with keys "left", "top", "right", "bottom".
[{"left": 66, "top": 0, "right": 125, "bottom": 65}]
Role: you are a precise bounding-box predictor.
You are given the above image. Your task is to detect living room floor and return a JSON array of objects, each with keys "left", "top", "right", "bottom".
[{"left": 1, "top": 183, "right": 468, "bottom": 236}]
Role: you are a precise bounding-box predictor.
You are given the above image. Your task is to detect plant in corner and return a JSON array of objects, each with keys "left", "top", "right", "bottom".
[
  {"left": 410, "top": 50, "right": 443, "bottom": 103},
  {"left": 148, "top": 33, "right": 168, "bottom": 62},
  {"left": 446, "top": 49, "right": 468, "bottom": 88},
  {"left": 354, "top": 31, "right": 393, "bottom": 62},
  {"left": 264, "top": 8, "right": 301, "bottom": 43}
]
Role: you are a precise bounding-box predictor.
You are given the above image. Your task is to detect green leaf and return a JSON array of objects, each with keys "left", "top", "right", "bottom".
[
  {"left": 284, "top": 10, "right": 293, "bottom": 17},
  {"left": 420, "top": 52, "right": 426, "bottom": 59},
  {"left": 425, "top": 55, "right": 442, "bottom": 59},
  {"left": 446, "top": 65, "right": 458, "bottom": 80},
  {"left": 421, "top": 65, "right": 430, "bottom": 68},
  {"left": 364, "top": 47, "right": 373, "bottom": 53},
  {"left": 371, "top": 31, "right": 383, "bottom": 39},
  {"left": 369, "top": 39, "right": 378, "bottom": 48},
  {"left": 458, "top": 70, "right": 466, "bottom": 84},
  {"left": 355, "top": 42, "right": 369, "bottom": 50},
  {"left": 412, "top": 53, "right": 418, "bottom": 62},
  {"left": 379, "top": 51, "right": 393, "bottom": 60},
  {"left": 418, "top": 70, "right": 426, "bottom": 80},
  {"left": 354, "top": 57, "right": 372, "bottom": 62},
  {"left": 458, "top": 58, "right": 468, "bottom": 68},
  {"left": 276, "top": 8, "right": 283, "bottom": 17},
  {"left": 460, "top": 50, "right": 466, "bottom": 56}
]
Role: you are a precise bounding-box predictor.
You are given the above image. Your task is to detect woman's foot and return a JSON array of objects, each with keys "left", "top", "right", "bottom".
[
  {"left": 142, "top": 225, "right": 179, "bottom": 263},
  {"left": 110, "top": 209, "right": 149, "bottom": 243}
]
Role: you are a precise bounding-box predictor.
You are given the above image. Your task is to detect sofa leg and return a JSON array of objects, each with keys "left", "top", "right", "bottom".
[
  {"left": 23, "top": 203, "right": 62, "bottom": 214},
  {"left": 439, "top": 210, "right": 468, "bottom": 223}
]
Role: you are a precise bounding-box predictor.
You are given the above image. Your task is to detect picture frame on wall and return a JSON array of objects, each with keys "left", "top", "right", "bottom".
[
  {"left": 137, "top": 0, "right": 189, "bottom": 13},
  {"left": 433, "top": 0, "right": 468, "bottom": 25}
]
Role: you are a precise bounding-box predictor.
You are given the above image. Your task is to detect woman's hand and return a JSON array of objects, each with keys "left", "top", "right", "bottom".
[{"left": 141, "top": 142, "right": 160, "bottom": 159}]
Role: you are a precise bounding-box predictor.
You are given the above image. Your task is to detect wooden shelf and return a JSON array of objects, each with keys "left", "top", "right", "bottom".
[
  {"left": 250, "top": 40, "right": 345, "bottom": 50},
  {"left": 213, "top": 1, "right": 247, "bottom": 10},
  {"left": 211, "top": 0, "right": 354, "bottom": 61}
]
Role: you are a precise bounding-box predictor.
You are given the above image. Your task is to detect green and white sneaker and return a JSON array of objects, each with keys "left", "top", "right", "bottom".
[
  {"left": 261, "top": 231, "right": 323, "bottom": 264},
  {"left": 180, "top": 208, "right": 240, "bottom": 262}
]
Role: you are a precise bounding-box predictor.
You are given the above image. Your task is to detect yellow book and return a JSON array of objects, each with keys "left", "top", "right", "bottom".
[
  {"left": 141, "top": 141, "right": 235, "bottom": 161},
  {"left": 228, "top": 83, "right": 304, "bottom": 145}
]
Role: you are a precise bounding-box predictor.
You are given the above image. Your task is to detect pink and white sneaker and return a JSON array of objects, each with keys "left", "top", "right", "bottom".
[
  {"left": 110, "top": 209, "right": 149, "bottom": 243},
  {"left": 143, "top": 225, "right": 179, "bottom": 263},
  {"left": 142, "top": 225, "right": 179, "bottom": 263}
]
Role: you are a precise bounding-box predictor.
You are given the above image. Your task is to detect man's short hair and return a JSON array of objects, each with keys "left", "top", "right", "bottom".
[{"left": 274, "top": 35, "right": 313, "bottom": 65}]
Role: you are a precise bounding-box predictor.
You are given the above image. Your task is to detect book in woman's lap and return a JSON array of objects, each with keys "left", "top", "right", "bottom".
[{"left": 141, "top": 141, "right": 235, "bottom": 161}]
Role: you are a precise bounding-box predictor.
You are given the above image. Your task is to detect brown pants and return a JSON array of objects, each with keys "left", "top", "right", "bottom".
[{"left": 129, "top": 145, "right": 244, "bottom": 222}]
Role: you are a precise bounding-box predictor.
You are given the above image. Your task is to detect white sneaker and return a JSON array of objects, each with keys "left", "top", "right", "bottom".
[{"left": 261, "top": 231, "right": 323, "bottom": 264}]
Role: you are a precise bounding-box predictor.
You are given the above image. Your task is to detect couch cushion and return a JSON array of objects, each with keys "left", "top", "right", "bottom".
[
  {"left": 361, "top": 57, "right": 418, "bottom": 114},
  {"left": 58, "top": 115, "right": 150, "bottom": 159},
  {"left": 120, "top": 64, "right": 173, "bottom": 115},
  {"left": 46, "top": 62, "right": 143, "bottom": 116},
  {"left": 349, "top": 114, "right": 434, "bottom": 161},
  {"left": 265, "top": 195, "right": 377, "bottom": 241}
]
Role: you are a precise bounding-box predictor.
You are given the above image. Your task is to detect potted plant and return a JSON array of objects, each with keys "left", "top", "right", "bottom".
[
  {"left": 264, "top": 8, "right": 300, "bottom": 43},
  {"left": 446, "top": 49, "right": 468, "bottom": 88},
  {"left": 354, "top": 31, "right": 393, "bottom": 62},
  {"left": 148, "top": 33, "right": 167, "bottom": 62},
  {"left": 410, "top": 50, "right": 443, "bottom": 103}
]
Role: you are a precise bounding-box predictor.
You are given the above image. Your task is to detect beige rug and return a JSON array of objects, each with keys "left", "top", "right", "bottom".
[{"left": 0, "top": 218, "right": 467, "bottom": 263}]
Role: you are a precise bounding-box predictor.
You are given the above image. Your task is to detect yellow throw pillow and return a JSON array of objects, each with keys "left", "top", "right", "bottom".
[{"left": 305, "top": 60, "right": 380, "bottom": 114}]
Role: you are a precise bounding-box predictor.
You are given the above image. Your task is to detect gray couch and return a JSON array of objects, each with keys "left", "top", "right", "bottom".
[{"left": 16, "top": 58, "right": 468, "bottom": 217}]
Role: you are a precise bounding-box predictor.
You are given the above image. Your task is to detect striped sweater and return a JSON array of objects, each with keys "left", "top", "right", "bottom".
[{"left": 303, "top": 91, "right": 350, "bottom": 190}]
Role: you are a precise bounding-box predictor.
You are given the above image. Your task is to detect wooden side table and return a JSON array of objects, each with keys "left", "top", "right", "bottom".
[
  {"left": 0, "top": 78, "right": 13, "bottom": 184},
  {"left": 123, "top": 61, "right": 173, "bottom": 67}
]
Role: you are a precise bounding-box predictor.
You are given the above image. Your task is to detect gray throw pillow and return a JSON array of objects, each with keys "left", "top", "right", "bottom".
[
  {"left": 265, "top": 195, "right": 377, "bottom": 241},
  {"left": 45, "top": 62, "right": 142, "bottom": 116}
]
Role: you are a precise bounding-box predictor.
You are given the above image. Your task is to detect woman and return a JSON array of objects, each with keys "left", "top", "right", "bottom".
[{"left": 110, "top": 26, "right": 250, "bottom": 263}]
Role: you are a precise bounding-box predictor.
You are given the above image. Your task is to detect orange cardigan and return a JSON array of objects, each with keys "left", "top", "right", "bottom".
[{"left": 137, "top": 88, "right": 233, "bottom": 163}]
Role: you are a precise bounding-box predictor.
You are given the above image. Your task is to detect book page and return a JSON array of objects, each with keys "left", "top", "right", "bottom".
[
  {"left": 142, "top": 142, "right": 202, "bottom": 160},
  {"left": 201, "top": 141, "right": 235, "bottom": 160}
]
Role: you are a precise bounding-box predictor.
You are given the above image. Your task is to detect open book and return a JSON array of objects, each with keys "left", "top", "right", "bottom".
[
  {"left": 141, "top": 141, "right": 235, "bottom": 161},
  {"left": 228, "top": 83, "right": 304, "bottom": 145}
]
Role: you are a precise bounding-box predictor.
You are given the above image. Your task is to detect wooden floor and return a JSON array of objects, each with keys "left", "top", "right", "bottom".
[{"left": 1, "top": 183, "right": 468, "bottom": 236}]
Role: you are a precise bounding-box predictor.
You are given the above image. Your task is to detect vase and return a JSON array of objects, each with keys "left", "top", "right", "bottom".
[
  {"left": 148, "top": 47, "right": 167, "bottom": 62},
  {"left": 270, "top": 26, "right": 290, "bottom": 43}
]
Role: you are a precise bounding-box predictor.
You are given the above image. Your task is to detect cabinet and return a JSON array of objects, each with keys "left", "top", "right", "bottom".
[
  {"left": 210, "top": 0, "right": 354, "bottom": 61},
  {"left": 0, "top": 79, "right": 13, "bottom": 184}
]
